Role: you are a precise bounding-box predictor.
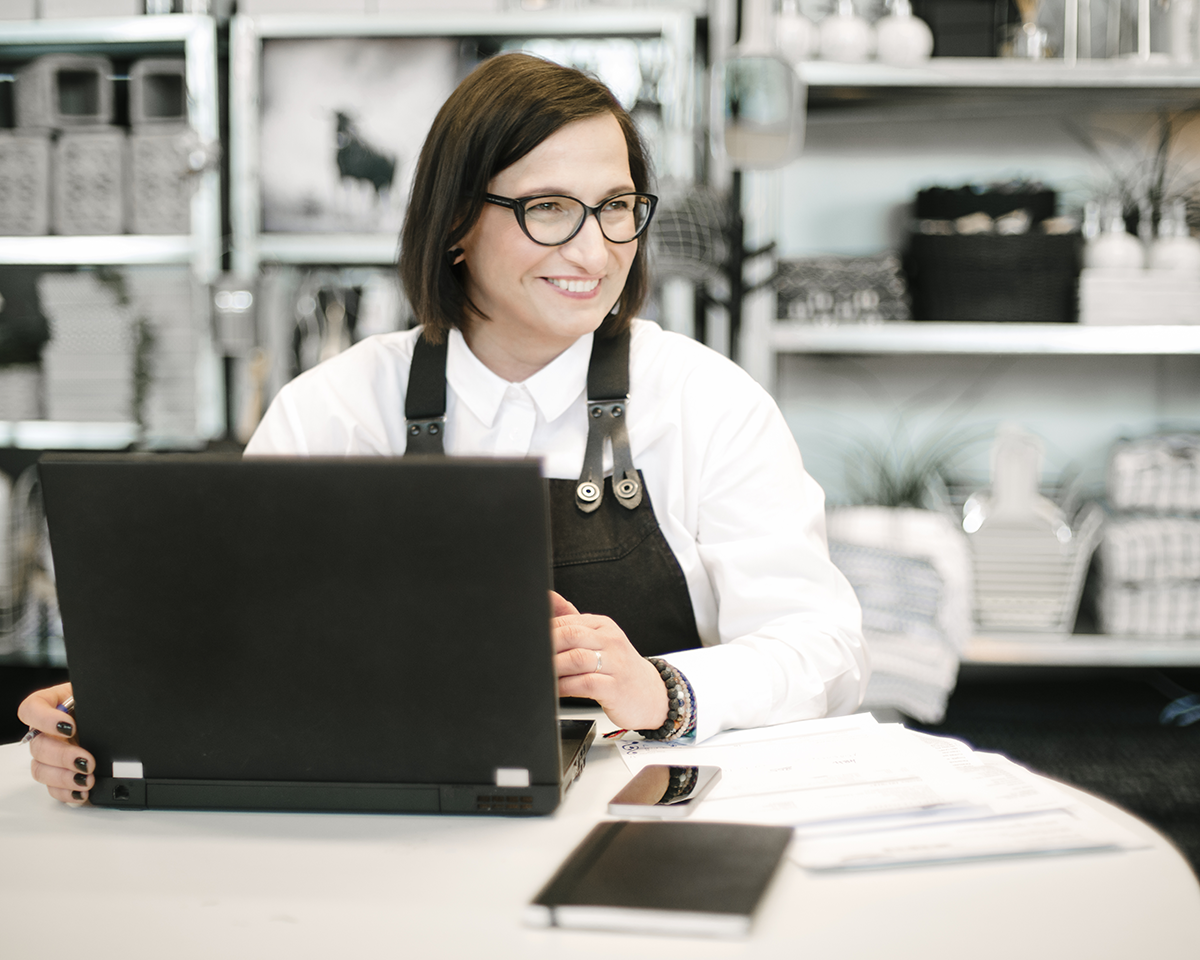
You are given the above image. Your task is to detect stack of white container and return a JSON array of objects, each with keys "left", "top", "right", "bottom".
[
  {"left": 965, "top": 426, "right": 1103, "bottom": 634},
  {"left": 1101, "top": 435, "right": 1200, "bottom": 637},
  {"left": 1, "top": 54, "right": 192, "bottom": 237},
  {"left": 37, "top": 267, "right": 196, "bottom": 439},
  {"left": 37, "top": 272, "right": 134, "bottom": 423}
]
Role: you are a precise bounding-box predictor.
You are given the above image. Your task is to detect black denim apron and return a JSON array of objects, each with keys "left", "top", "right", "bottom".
[{"left": 404, "top": 330, "right": 702, "bottom": 658}]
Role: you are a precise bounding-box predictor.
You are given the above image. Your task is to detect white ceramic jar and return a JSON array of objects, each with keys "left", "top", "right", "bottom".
[
  {"left": 874, "top": 0, "right": 934, "bottom": 66},
  {"left": 818, "top": 0, "right": 875, "bottom": 63}
]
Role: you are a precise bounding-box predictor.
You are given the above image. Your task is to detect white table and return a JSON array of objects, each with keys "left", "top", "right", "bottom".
[{"left": 1, "top": 718, "right": 1197, "bottom": 960}]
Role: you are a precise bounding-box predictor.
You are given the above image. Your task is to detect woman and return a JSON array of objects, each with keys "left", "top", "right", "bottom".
[{"left": 20, "top": 53, "right": 866, "bottom": 805}]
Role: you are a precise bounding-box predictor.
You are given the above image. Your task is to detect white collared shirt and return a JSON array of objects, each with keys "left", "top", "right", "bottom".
[{"left": 246, "top": 319, "right": 868, "bottom": 742}]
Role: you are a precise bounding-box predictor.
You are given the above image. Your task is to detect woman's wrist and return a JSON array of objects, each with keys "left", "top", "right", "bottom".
[{"left": 635, "top": 658, "right": 696, "bottom": 741}]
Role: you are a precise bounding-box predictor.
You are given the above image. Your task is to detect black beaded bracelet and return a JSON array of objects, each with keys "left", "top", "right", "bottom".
[{"left": 636, "top": 657, "right": 696, "bottom": 741}]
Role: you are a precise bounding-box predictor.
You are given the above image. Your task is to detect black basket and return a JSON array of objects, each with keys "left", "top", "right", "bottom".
[
  {"left": 905, "top": 233, "right": 1082, "bottom": 323},
  {"left": 915, "top": 186, "right": 1057, "bottom": 223}
]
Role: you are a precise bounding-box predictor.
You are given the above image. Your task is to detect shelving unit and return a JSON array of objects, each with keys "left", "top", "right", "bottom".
[
  {"left": 741, "top": 57, "right": 1200, "bottom": 669},
  {"left": 0, "top": 15, "right": 223, "bottom": 450}
]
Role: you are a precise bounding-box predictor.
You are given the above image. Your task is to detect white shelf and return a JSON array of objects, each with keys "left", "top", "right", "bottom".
[
  {"left": 0, "top": 236, "right": 193, "bottom": 266},
  {"left": 254, "top": 233, "right": 399, "bottom": 266},
  {"left": 964, "top": 633, "right": 1200, "bottom": 667},
  {"left": 800, "top": 58, "right": 1200, "bottom": 90},
  {"left": 769, "top": 322, "right": 1200, "bottom": 356},
  {"left": 0, "top": 421, "right": 137, "bottom": 449}
]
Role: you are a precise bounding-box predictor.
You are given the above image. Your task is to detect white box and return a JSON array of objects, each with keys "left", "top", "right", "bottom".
[
  {"left": 0, "top": 131, "right": 51, "bottom": 235},
  {"left": 1078, "top": 268, "right": 1200, "bottom": 325},
  {"left": 127, "top": 126, "right": 191, "bottom": 235},
  {"left": 15, "top": 55, "right": 113, "bottom": 129},
  {"left": 39, "top": 0, "right": 141, "bottom": 16},
  {"left": 0, "top": 0, "right": 36, "bottom": 19},
  {"left": 53, "top": 128, "right": 125, "bottom": 236},
  {"left": 129, "top": 59, "right": 188, "bottom": 128}
]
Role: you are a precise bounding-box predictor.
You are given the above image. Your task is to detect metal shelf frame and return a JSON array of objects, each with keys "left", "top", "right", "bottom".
[{"left": 0, "top": 16, "right": 224, "bottom": 450}]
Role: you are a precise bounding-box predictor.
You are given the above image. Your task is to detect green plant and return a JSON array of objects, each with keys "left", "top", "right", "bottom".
[
  {"left": 1066, "top": 108, "right": 1200, "bottom": 233},
  {"left": 843, "top": 418, "right": 987, "bottom": 510}
]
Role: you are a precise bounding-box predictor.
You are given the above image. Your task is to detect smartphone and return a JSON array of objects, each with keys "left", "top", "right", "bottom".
[{"left": 607, "top": 765, "right": 722, "bottom": 819}]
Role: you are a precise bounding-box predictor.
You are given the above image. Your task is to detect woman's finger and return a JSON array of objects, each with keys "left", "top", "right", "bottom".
[
  {"left": 16, "top": 682, "right": 76, "bottom": 738},
  {"left": 30, "top": 756, "right": 93, "bottom": 796},
  {"left": 554, "top": 646, "right": 606, "bottom": 679},
  {"left": 549, "top": 590, "right": 579, "bottom": 618},
  {"left": 29, "top": 733, "right": 95, "bottom": 780}
]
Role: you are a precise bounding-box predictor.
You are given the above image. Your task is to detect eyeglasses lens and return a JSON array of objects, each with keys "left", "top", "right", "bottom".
[{"left": 522, "top": 194, "right": 651, "bottom": 244}]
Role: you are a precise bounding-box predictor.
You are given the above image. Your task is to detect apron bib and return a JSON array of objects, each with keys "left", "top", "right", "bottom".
[{"left": 404, "top": 330, "right": 702, "bottom": 657}]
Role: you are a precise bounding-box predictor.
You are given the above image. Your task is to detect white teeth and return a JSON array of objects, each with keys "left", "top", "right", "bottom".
[{"left": 548, "top": 278, "right": 600, "bottom": 293}]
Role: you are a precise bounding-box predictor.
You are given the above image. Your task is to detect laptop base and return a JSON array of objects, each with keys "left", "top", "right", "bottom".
[{"left": 87, "top": 719, "right": 596, "bottom": 816}]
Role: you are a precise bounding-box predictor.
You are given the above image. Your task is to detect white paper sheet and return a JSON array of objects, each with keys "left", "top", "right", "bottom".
[{"left": 612, "top": 717, "right": 1148, "bottom": 870}]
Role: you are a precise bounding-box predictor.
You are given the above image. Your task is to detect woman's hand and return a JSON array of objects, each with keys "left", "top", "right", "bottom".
[
  {"left": 550, "top": 591, "right": 668, "bottom": 730},
  {"left": 17, "top": 682, "right": 94, "bottom": 806}
]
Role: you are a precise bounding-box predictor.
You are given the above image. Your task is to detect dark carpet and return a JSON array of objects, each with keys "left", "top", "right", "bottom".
[{"left": 913, "top": 667, "right": 1200, "bottom": 874}]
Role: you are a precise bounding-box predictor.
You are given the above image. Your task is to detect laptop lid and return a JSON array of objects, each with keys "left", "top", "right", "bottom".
[{"left": 39, "top": 454, "right": 587, "bottom": 815}]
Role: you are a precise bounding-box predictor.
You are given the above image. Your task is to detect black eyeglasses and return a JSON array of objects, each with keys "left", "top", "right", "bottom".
[{"left": 484, "top": 192, "right": 658, "bottom": 246}]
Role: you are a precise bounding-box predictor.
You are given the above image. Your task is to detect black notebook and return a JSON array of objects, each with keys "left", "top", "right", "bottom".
[{"left": 526, "top": 820, "right": 794, "bottom": 938}]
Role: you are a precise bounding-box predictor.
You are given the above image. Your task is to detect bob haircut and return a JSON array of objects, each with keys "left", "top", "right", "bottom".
[{"left": 399, "top": 52, "right": 653, "bottom": 344}]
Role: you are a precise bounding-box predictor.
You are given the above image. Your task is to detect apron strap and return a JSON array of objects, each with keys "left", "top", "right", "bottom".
[
  {"left": 576, "top": 330, "right": 642, "bottom": 514},
  {"left": 404, "top": 334, "right": 448, "bottom": 454}
]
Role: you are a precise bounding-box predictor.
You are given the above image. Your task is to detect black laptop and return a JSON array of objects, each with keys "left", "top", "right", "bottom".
[{"left": 38, "top": 453, "right": 594, "bottom": 816}]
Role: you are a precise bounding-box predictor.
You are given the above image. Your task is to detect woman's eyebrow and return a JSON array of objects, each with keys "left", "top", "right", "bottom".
[{"left": 512, "top": 184, "right": 637, "bottom": 199}]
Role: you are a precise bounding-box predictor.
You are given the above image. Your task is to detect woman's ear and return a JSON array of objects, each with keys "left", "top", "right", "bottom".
[{"left": 448, "top": 248, "right": 465, "bottom": 265}]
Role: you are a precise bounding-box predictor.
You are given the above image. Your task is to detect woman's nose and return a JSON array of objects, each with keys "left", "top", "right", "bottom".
[{"left": 559, "top": 212, "right": 610, "bottom": 272}]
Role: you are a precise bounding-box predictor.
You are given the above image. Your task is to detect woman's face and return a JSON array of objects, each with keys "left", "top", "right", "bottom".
[{"left": 457, "top": 112, "right": 638, "bottom": 379}]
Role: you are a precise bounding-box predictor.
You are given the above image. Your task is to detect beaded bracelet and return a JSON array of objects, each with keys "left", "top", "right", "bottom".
[
  {"left": 657, "top": 765, "right": 698, "bottom": 803},
  {"left": 636, "top": 657, "right": 697, "bottom": 741}
]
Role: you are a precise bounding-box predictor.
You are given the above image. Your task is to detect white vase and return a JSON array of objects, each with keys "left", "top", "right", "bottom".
[
  {"left": 1084, "top": 202, "right": 1144, "bottom": 270},
  {"left": 1147, "top": 198, "right": 1200, "bottom": 272},
  {"left": 818, "top": 0, "right": 875, "bottom": 63},
  {"left": 778, "top": 0, "right": 818, "bottom": 63},
  {"left": 874, "top": 0, "right": 934, "bottom": 66}
]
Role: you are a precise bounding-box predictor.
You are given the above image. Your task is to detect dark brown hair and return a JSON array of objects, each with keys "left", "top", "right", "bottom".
[{"left": 398, "top": 53, "right": 652, "bottom": 344}]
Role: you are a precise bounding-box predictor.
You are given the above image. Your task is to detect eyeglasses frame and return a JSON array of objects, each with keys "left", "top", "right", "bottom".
[{"left": 483, "top": 191, "right": 658, "bottom": 247}]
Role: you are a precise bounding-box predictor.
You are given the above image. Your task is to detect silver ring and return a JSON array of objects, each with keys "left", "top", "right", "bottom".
[{"left": 593, "top": 650, "right": 603, "bottom": 674}]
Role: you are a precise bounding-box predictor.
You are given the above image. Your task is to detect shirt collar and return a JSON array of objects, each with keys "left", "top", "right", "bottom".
[{"left": 446, "top": 327, "right": 592, "bottom": 428}]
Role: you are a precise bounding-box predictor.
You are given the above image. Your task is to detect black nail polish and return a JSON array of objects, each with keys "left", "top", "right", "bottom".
[
  {"left": 74, "top": 757, "right": 88, "bottom": 773},
  {"left": 74, "top": 773, "right": 88, "bottom": 786},
  {"left": 56, "top": 721, "right": 73, "bottom": 737},
  {"left": 71, "top": 791, "right": 84, "bottom": 801}
]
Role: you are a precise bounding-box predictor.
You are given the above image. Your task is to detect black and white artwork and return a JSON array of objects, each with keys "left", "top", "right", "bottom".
[{"left": 259, "top": 37, "right": 462, "bottom": 234}]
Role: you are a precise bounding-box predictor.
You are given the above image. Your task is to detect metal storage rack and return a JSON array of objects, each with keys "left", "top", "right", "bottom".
[
  {"left": 0, "top": 14, "right": 223, "bottom": 450},
  {"left": 736, "top": 59, "right": 1200, "bottom": 668}
]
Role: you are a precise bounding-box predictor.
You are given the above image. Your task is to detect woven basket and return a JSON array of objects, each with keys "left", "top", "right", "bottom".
[{"left": 905, "top": 233, "right": 1082, "bottom": 323}]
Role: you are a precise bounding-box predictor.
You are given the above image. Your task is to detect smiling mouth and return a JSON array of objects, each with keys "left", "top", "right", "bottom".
[{"left": 546, "top": 278, "right": 600, "bottom": 293}]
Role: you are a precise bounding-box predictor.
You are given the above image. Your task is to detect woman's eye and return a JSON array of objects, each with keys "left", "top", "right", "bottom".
[
  {"left": 604, "top": 199, "right": 632, "bottom": 212},
  {"left": 528, "top": 200, "right": 568, "bottom": 215}
]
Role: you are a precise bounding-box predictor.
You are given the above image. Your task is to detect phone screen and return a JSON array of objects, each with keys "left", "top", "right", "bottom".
[{"left": 607, "top": 765, "right": 721, "bottom": 818}]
